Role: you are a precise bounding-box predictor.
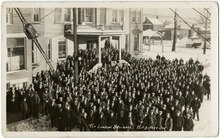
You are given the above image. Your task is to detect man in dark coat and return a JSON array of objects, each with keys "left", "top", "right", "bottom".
[
  {"left": 99, "top": 112, "right": 107, "bottom": 131},
  {"left": 94, "top": 106, "right": 102, "bottom": 127},
  {"left": 80, "top": 112, "right": 89, "bottom": 131},
  {"left": 9, "top": 88, "right": 19, "bottom": 113},
  {"left": 104, "top": 38, "right": 111, "bottom": 49},
  {"left": 183, "top": 113, "right": 194, "bottom": 131},
  {"left": 203, "top": 74, "right": 211, "bottom": 100},
  {"left": 21, "top": 97, "right": 28, "bottom": 119},
  {"left": 117, "top": 109, "right": 126, "bottom": 131},
  {"left": 57, "top": 104, "right": 65, "bottom": 131},
  {"left": 108, "top": 111, "right": 116, "bottom": 131},
  {"left": 147, "top": 109, "right": 156, "bottom": 131},
  {"left": 32, "top": 91, "right": 41, "bottom": 119},
  {"left": 164, "top": 112, "right": 173, "bottom": 131},
  {"left": 49, "top": 99, "right": 57, "bottom": 128},
  {"left": 126, "top": 111, "right": 136, "bottom": 131},
  {"left": 64, "top": 104, "right": 73, "bottom": 131},
  {"left": 185, "top": 91, "right": 192, "bottom": 108},
  {"left": 173, "top": 110, "right": 183, "bottom": 131},
  {"left": 42, "top": 88, "right": 50, "bottom": 116},
  {"left": 191, "top": 96, "right": 201, "bottom": 121},
  {"left": 156, "top": 110, "right": 163, "bottom": 131}
]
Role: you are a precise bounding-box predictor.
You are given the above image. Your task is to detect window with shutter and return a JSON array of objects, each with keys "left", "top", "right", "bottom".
[
  {"left": 33, "top": 8, "right": 40, "bottom": 23},
  {"left": 6, "top": 8, "right": 13, "bottom": 24}
]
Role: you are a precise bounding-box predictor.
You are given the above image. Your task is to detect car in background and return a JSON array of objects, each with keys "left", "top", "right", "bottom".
[{"left": 186, "top": 35, "right": 203, "bottom": 48}]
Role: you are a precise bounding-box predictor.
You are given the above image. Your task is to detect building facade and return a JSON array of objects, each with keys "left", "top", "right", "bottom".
[
  {"left": 143, "top": 17, "right": 163, "bottom": 31},
  {"left": 6, "top": 8, "right": 143, "bottom": 90}
]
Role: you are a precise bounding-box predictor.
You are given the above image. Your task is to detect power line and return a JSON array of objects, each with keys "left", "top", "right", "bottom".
[
  {"left": 14, "top": 8, "right": 55, "bottom": 70},
  {"left": 169, "top": 8, "right": 210, "bottom": 44},
  {"left": 204, "top": 8, "right": 211, "bottom": 15},
  {"left": 39, "top": 9, "right": 55, "bottom": 21},
  {"left": 192, "top": 8, "right": 210, "bottom": 22}
]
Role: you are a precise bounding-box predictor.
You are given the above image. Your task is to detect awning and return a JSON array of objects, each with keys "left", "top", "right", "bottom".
[{"left": 143, "top": 29, "right": 164, "bottom": 38}]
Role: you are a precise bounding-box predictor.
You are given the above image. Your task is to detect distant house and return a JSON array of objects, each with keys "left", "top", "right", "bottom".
[
  {"left": 161, "top": 22, "right": 191, "bottom": 40},
  {"left": 143, "top": 17, "right": 163, "bottom": 31}
]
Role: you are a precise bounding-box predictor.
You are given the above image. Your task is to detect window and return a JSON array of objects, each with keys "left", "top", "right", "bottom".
[
  {"left": 64, "top": 8, "right": 71, "bottom": 22},
  {"left": 131, "top": 9, "right": 141, "bottom": 23},
  {"left": 85, "top": 8, "right": 92, "bottom": 22},
  {"left": 7, "top": 38, "right": 25, "bottom": 72},
  {"left": 54, "top": 8, "right": 62, "bottom": 23},
  {"left": 131, "top": 10, "right": 136, "bottom": 23},
  {"left": 6, "top": 8, "right": 13, "bottom": 24},
  {"left": 47, "top": 39, "right": 52, "bottom": 60},
  {"left": 118, "top": 10, "right": 124, "bottom": 23},
  {"left": 112, "top": 9, "right": 117, "bottom": 22},
  {"left": 100, "top": 8, "right": 106, "bottom": 25},
  {"left": 58, "top": 40, "right": 66, "bottom": 58},
  {"left": 136, "top": 10, "right": 141, "bottom": 23},
  {"left": 134, "top": 34, "right": 140, "bottom": 51},
  {"left": 33, "top": 8, "right": 40, "bottom": 23}
]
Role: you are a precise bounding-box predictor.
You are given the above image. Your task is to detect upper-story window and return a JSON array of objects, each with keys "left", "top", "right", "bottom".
[
  {"left": 64, "top": 8, "right": 71, "bottom": 22},
  {"left": 136, "top": 10, "right": 141, "bottom": 23},
  {"left": 54, "top": 8, "right": 62, "bottom": 23},
  {"left": 118, "top": 10, "right": 124, "bottom": 23},
  {"left": 6, "top": 8, "right": 13, "bottom": 24},
  {"left": 58, "top": 40, "right": 67, "bottom": 59},
  {"left": 100, "top": 8, "right": 106, "bottom": 25},
  {"left": 131, "top": 9, "right": 141, "bottom": 23},
  {"left": 7, "top": 38, "right": 25, "bottom": 72},
  {"left": 112, "top": 9, "right": 117, "bottom": 22},
  {"left": 33, "top": 8, "right": 40, "bottom": 23},
  {"left": 131, "top": 10, "right": 136, "bottom": 23},
  {"left": 85, "top": 8, "right": 92, "bottom": 22},
  {"left": 47, "top": 39, "right": 52, "bottom": 60}
]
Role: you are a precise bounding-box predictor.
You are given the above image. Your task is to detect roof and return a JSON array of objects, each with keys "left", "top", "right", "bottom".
[
  {"left": 143, "top": 29, "right": 164, "bottom": 38},
  {"left": 144, "top": 17, "right": 163, "bottom": 25}
]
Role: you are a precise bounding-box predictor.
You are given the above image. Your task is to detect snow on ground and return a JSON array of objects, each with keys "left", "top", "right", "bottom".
[
  {"left": 193, "top": 99, "right": 212, "bottom": 131},
  {"left": 7, "top": 115, "right": 80, "bottom": 131}
]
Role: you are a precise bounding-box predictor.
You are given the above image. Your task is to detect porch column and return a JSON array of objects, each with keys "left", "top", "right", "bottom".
[
  {"left": 119, "top": 35, "right": 122, "bottom": 60},
  {"left": 98, "top": 36, "right": 101, "bottom": 63},
  {"left": 109, "top": 36, "right": 112, "bottom": 44}
]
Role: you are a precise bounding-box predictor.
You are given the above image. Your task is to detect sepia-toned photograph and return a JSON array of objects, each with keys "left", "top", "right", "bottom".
[{"left": 1, "top": 1, "right": 219, "bottom": 137}]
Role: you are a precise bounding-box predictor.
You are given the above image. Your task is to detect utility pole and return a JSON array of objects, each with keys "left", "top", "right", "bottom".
[
  {"left": 73, "top": 8, "right": 79, "bottom": 85},
  {"left": 172, "top": 8, "right": 177, "bottom": 52},
  {"left": 203, "top": 8, "right": 208, "bottom": 54}
]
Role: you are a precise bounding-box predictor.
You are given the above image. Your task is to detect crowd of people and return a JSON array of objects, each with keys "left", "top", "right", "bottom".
[{"left": 7, "top": 45, "right": 211, "bottom": 131}]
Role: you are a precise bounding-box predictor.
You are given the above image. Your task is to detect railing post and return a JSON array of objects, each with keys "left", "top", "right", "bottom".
[{"left": 119, "top": 35, "right": 122, "bottom": 60}]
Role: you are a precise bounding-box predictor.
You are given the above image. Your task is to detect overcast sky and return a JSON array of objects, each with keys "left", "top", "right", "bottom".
[{"left": 143, "top": 8, "right": 205, "bottom": 24}]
